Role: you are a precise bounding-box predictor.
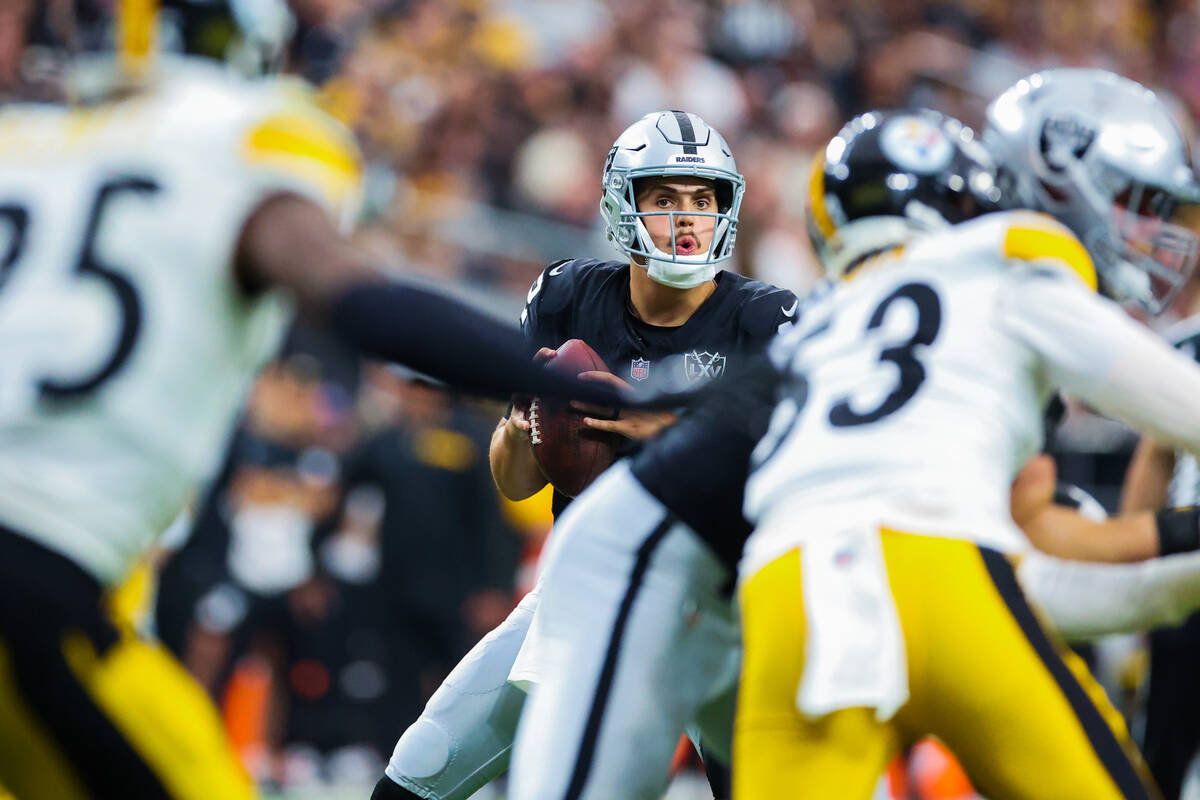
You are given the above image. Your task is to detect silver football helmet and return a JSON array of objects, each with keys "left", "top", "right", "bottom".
[
  {"left": 600, "top": 111, "right": 745, "bottom": 289},
  {"left": 985, "top": 68, "right": 1200, "bottom": 313}
]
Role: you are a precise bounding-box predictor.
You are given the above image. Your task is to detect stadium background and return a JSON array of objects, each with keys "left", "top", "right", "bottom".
[{"left": 6, "top": 0, "right": 1200, "bottom": 797}]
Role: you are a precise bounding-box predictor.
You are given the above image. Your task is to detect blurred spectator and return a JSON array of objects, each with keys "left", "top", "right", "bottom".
[
  {"left": 611, "top": 4, "right": 747, "bottom": 133},
  {"left": 322, "top": 363, "right": 522, "bottom": 755}
]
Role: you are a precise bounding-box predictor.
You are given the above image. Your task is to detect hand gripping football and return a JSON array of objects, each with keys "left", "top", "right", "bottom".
[{"left": 529, "top": 339, "right": 621, "bottom": 497}]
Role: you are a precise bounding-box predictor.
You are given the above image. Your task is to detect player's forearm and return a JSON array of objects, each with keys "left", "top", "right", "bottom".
[
  {"left": 1019, "top": 549, "right": 1200, "bottom": 640},
  {"left": 1121, "top": 437, "right": 1176, "bottom": 513},
  {"left": 489, "top": 420, "right": 548, "bottom": 501},
  {"left": 240, "top": 194, "right": 623, "bottom": 405},
  {"left": 1007, "top": 279, "right": 1200, "bottom": 456},
  {"left": 1021, "top": 506, "right": 1158, "bottom": 563}
]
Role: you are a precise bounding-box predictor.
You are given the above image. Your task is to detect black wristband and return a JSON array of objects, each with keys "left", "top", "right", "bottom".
[{"left": 1156, "top": 507, "right": 1200, "bottom": 556}]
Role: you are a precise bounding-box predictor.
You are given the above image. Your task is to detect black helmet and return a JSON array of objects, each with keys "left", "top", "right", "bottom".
[{"left": 807, "top": 109, "right": 1002, "bottom": 279}]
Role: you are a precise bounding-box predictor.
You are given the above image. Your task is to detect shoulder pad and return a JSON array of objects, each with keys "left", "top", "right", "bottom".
[
  {"left": 238, "top": 80, "right": 363, "bottom": 220},
  {"left": 525, "top": 258, "right": 622, "bottom": 315},
  {"left": 739, "top": 283, "right": 800, "bottom": 339},
  {"left": 715, "top": 271, "right": 801, "bottom": 335},
  {"left": 995, "top": 211, "right": 1097, "bottom": 291},
  {"left": 916, "top": 211, "right": 1097, "bottom": 292},
  {"left": 520, "top": 258, "right": 624, "bottom": 341}
]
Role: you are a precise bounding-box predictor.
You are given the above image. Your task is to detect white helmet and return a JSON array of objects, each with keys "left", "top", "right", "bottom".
[
  {"left": 984, "top": 68, "right": 1200, "bottom": 313},
  {"left": 600, "top": 111, "right": 745, "bottom": 289}
]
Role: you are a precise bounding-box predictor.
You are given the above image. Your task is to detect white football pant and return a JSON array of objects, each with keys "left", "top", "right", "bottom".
[
  {"left": 386, "top": 462, "right": 738, "bottom": 800},
  {"left": 509, "top": 462, "right": 739, "bottom": 800}
]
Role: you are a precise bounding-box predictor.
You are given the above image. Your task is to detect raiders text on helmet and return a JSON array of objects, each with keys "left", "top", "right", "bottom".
[
  {"left": 600, "top": 111, "right": 745, "bottom": 289},
  {"left": 985, "top": 68, "right": 1200, "bottom": 314},
  {"left": 807, "top": 109, "right": 1001, "bottom": 280}
]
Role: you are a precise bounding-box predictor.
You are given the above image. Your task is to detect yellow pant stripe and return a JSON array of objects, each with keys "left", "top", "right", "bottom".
[
  {"left": 60, "top": 629, "right": 256, "bottom": 800},
  {"left": 977, "top": 547, "right": 1158, "bottom": 799}
]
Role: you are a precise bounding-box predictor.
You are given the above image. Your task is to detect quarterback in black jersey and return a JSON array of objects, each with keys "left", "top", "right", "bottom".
[
  {"left": 374, "top": 111, "right": 793, "bottom": 800},
  {"left": 500, "top": 256, "right": 793, "bottom": 516}
]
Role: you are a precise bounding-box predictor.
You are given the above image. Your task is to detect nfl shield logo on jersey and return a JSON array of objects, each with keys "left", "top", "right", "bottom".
[
  {"left": 630, "top": 358, "right": 651, "bottom": 382},
  {"left": 684, "top": 351, "right": 726, "bottom": 381}
]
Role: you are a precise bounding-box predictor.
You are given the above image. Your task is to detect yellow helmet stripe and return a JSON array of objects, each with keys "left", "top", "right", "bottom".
[
  {"left": 1003, "top": 222, "right": 1099, "bottom": 291},
  {"left": 118, "top": 0, "right": 158, "bottom": 77},
  {"left": 807, "top": 151, "right": 836, "bottom": 239}
]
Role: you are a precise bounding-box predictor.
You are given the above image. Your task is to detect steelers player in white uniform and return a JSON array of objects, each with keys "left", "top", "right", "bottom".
[
  {"left": 736, "top": 72, "right": 1200, "bottom": 799},
  {"left": 0, "top": 3, "right": 624, "bottom": 798}
]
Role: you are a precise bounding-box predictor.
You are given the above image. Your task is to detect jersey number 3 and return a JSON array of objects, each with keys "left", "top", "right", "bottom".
[
  {"left": 0, "top": 176, "right": 159, "bottom": 400},
  {"left": 828, "top": 282, "right": 942, "bottom": 427}
]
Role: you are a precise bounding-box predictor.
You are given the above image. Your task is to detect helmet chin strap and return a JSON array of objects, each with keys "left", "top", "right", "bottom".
[
  {"left": 638, "top": 257, "right": 719, "bottom": 289},
  {"left": 631, "top": 217, "right": 727, "bottom": 289}
]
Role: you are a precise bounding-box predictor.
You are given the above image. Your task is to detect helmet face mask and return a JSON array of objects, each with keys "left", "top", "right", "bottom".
[
  {"left": 601, "top": 111, "right": 745, "bottom": 289},
  {"left": 985, "top": 68, "right": 1200, "bottom": 314}
]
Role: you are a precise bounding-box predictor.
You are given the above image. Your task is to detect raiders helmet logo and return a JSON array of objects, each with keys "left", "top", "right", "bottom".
[{"left": 1040, "top": 116, "right": 1096, "bottom": 172}]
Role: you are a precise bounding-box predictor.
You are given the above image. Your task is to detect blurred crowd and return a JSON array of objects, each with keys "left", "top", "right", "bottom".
[
  {"left": 277, "top": 0, "right": 1200, "bottom": 309},
  {"left": 10, "top": 0, "right": 1200, "bottom": 793}
]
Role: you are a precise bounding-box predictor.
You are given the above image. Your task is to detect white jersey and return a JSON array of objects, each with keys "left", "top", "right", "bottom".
[
  {"left": 744, "top": 211, "right": 1200, "bottom": 573},
  {"left": 1165, "top": 315, "right": 1200, "bottom": 507},
  {"left": 0, "top": 59, "right": 362, "bottom": 585}
]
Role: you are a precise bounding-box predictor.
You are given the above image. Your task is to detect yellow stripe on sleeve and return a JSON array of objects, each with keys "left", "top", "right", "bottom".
[
  {"left": 242, "top": 110, "right": 363, "bottom": 217},
  {"left": 1002, "top": 216, "right": 1098, "bottom": 291}
]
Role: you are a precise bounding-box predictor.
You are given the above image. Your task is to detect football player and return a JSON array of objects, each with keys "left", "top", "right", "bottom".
[
  {"left": 1118, "top": 312, "right": 1200, "bottom": 798},
  {"left": 508, "top": 104, "right": 1200, "bottom": 800},
  {"left": 736, "top": 70, "right": 1200, "bottom": 799},
  {"left": 374, "top": 111, "right": 796, "bottom": 800},
  {"left": 0, "top": 3, "right": 625, "bottom": 798}
]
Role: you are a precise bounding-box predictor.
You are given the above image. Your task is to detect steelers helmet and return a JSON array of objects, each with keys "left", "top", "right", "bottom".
[
  {"left": 600, "top": 111, "right": 745, "bottom": 289},
  {"left": 808, "top": 109, "right": 1001, "bottom": 280},
  {"left": 985, "top": 68, "right": 1200, "bottom": 314},
  {"left": 48, "top": 0, "right": 295, "bottom": 100}
]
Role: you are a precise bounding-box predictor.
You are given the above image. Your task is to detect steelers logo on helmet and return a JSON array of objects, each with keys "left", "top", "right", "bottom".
[{"left": 879, "top": 116, "right": 955, "bottom": 175}]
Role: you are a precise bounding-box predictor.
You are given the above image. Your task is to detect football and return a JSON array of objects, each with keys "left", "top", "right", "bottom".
[{"left": 528, "top": 339, "right": 622, "bottom": 497}]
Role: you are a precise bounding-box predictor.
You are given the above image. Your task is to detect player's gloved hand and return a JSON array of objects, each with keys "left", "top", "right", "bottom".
[{"left": 573, "top": 371, "right": 678, "bottom": 440}]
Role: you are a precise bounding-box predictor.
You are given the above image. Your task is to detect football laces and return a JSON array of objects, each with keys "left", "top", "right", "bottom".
[{"left": 528, "top": 399, "right": 542, "bottom": 445}]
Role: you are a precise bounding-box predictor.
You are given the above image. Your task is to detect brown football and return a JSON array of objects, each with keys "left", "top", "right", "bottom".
[{"left": 529, "top": 339, "right": 622, "bottom": 497}]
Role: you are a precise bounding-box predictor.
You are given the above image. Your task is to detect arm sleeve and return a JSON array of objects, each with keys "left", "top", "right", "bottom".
[
  {"left": 1018, "top": 549, "right": 1200, "bottom": 640},
  {"left": 999, "top": 273, "right": 1200, "bottom": 456},
  {"left": 328, "top": 280, "right": 624, "bottom": 406}
]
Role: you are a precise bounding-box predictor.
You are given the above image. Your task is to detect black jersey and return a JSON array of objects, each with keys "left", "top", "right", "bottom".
[
  {"left": 520, "top": 258, "right": 796, "bottom": 516},
  {"left": 630, "top": 354, "right": 781, "bottom": 569}
]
